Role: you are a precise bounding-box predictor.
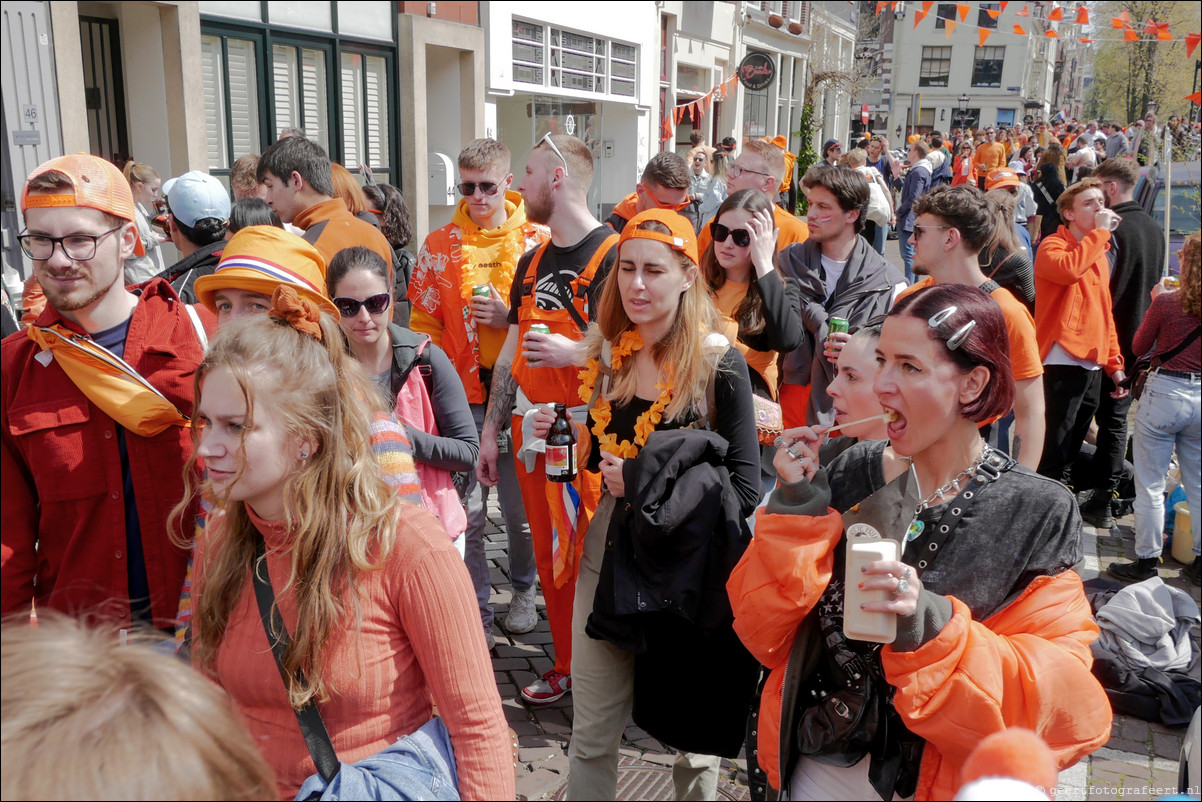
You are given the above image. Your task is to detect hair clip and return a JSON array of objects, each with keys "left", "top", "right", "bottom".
[
  {"left": 928, "top": 306, "right": 958, "bottom": 328},
  {"left": 947, "top": 321, "right": 977, "bottom": 350}
]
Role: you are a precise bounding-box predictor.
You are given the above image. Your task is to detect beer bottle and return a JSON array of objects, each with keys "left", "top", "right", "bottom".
[{"left": 545, "top": 403, "right": 577, "bottom": 482}]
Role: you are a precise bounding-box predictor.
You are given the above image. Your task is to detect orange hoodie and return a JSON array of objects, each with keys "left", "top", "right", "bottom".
[
  {"left": 1033, "top": 225, "right": 1123, "bottom": 374},
  {"left": 728, "top": 509, "right": 1111, "bottom": 799}
]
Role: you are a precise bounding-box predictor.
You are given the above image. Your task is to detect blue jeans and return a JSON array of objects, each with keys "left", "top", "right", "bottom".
[
  {"left": 861, "top": 221, "right": 887, "bottom": 255},
  {"left": 1132, "top": 372, "right": 1201, "bottom": 559},
  {"left": 897, "top": 228, "right": 915, "bottom": 283},
  {"left": 463, "top": 403, "right": 537, "bottom": 630}
]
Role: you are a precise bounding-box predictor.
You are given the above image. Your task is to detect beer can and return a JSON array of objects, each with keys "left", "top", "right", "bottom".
[
  {"left": 472, "top": 285, "right": 491, "bottom": 298},
  {"left": 528, "top": 323, "right": 551, "bottom": 363},
  {"left": 828, "top": 317, "right": 850, "bottom": 335}
]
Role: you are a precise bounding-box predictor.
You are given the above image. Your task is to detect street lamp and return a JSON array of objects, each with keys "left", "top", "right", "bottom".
[{"left": 955, "top": 93, "right": 970, "bottom": 129}]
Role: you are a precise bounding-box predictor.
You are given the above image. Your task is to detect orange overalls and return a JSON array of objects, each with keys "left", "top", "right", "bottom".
[{"left": 510, "top": 235, "right": 617, "bottom": 676}]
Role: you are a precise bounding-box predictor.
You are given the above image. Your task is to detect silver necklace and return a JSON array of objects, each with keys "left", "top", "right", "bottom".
[{"left": 913, "top": 440, "right": 989, "bottom": 516}]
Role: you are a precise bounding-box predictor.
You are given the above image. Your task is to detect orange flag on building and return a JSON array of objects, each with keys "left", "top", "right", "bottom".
[
  {"left": 1123, "top": 27, "right": 1139, "bottom": 42},
  {"left": 987, "top": 8, "right": 1001, "bottom": 18},
  {"left": 956, "top": 4, "right": 969, "bottom": 21},
  {"left": 1014, "top": 23, "right": 1026, "bottom": 35},
  {"left": 946, "top": 19, "right": 959, "bottom": 38},
  {"left": 1112, "top": 9, "right": 1131, "bottom": 29},
  {"left": 979, "top": 28, "right": 992, "bottom": 46},
  {"left": 1016, "top": 4, "right": 1029, "bottom": 17},
  {"left": 1074, "top": 6, "right": 1089, "bottom": 24},
  {"left": 1045, "top": 29, "right": 1059, "bottom": 38},
  {"left": 1049, "top": 6, "right": 1063, "bottom": 21},
  {"left": 1078, "top": 37, "right": 1093, "bottom": 43}
]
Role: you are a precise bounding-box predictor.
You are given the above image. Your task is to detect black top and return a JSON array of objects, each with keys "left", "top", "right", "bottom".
[
  {"left": 1032, "top": 165, "right": 1065, "bottom": 240},
  {"left": 508, "top": 225, "right": 617, "bottom": 326},
  {"left": 1108, "top": 199, "right": 1166, "bottom": 366},
  {"left": 980, "top": 248, "right": 1036, "bottom": 314},
  {"left": 586, "top": 346, "right": 762, "bottom": 517},
  {"left": 826, "top": 439, "right": 1082, "bottom": 620}
]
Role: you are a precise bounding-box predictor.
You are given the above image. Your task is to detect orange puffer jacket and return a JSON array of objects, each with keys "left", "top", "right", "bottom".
[{"left": 727, "top": 509, "right": 1112, "bottom": 800}]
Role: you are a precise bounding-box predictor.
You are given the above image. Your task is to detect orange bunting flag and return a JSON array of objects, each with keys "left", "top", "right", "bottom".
[
  {"left": 1123, "top": 27, "right": 1139, "bottom": 42},
  {"left": 915, "top": 8, "right": 929, "bottom": 26},
  {"left": 661, "top": 118, "right": 673, "bottom": 142},
  {"left": 956, "top": 4, "right": 969, "bottom": 22},
  {"left": 1074, "top": 6, "right": 1089, "bottom": 25},
  {"left": 922, "top": 1, "right": 934, "bottom": 12},
  {"left": 1187, "top": 91, "right": 1201, "bottom": 106},
  {"left": 1045, "top": 29, "right": 1059, "bottom": 38},
  {"left": 1014, "top": 23, "right": 1026, "bottom": 35},
  {"left": 1078, "top": 37, "right": 1093, "bottom": 43},
  {"left": 1016, "top": 4, "right": 1029, "bottom": 18},
  {"left": 1157, "top": 30, "right": 1174, "bottom": 41},
  {"left": 987, "top": 8, "right": 1001, "bottom": 19},
  {"left": 979, "top": 28, "right": 992, "bottom": 46},
  {"left": 876, "top": 1, "right": 889, "bottom": 13},
  {"left": 946, "top": 19, "right": 959, "bottom": 38},
  {"left": 1143, "top": 19, "right": 1159, "bottom": 35},
  {"left": 1187, "top": 33, "right": 1201, "bottom": 58},
  {"left": 1049, "top": 6, "right": 1063, "bottom": 22},
  {"left": 1112, "top": 8, "right": 1131, "bottom": 29}
]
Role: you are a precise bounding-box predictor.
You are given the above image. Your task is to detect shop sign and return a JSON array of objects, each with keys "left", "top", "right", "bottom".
[{"left": 738, "top": 52, "right": 776, "bottom": 92}]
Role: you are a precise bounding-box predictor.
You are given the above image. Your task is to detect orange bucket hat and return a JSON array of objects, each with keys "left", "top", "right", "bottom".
[
  {"left": 21, "top": 154, "right": 145, "bottom": 257},
  {"left": 619, "top": 208, "right": 700, "bottom": 265},
  {"left": 193, "top": 225, "right": 338, "bottom": 317}
]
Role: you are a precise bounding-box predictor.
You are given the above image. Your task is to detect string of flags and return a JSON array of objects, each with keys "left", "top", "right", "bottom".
[
  {"left": 874, "top": 2, "right": 1199, "bottom": 52},
  {"left": 661, "top": 73, "right": 740, "bottom": 143}
]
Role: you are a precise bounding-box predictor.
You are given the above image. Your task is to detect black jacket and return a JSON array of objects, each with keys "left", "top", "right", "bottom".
[
  {"left": 587, "top": 429, "right": 758, "bottom": 758},
  {"left": 1108, "top": 200, "right": 1166, "bottom": 366},
  {"left": 157, "top": 240, "right": 225, "bottom": 304}
]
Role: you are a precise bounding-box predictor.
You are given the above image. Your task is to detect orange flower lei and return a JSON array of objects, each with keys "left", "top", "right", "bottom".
[
  {"left": 456, "top": 231, "right": 527, "bottom": 311},
  {"left": 577, "top": 329, "right": 674, "bottom": 459}
]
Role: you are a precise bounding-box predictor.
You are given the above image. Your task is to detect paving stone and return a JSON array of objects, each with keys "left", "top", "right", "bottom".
[
  {"left": 515, "top": 631, "right": 556, "bottom": 645},
  {"left": 509, "top": 719, "right": 541, "bottom": 736},
  {"left": 1119, "top": 718, "right": 1150, "bottom": 743},
  {"left": 516, "top": 768, "right": 563, "bottom": 801},
  {"left": 530, "top": 655, "right": 554, "bottom": 676},
  {"left": 496, "top": 642, "right": 545, "bottom": 658},
  {"left": 541, "top": 754, "right": 570, "bottom": 775},
  {"left": 640, "top": 752, "right": 678, "bottom": 766},
  {"left": 492, "top": 657, "right": 535, "bottom": 671},
  {"left": 1091, "top": 757, "right": 1148, "bottom": 776},
  {"left": 634, "top": 737, "right": 666, "bottom": 752},
  {"left": 519, "top": 745, "right": 560, "bottom": 763},
  {"left": 1151, "top": 732, "right": 1181, "bottom": 759},
  {"left": 1105, "top": 736, "right": 1153, "bottom": 755}
]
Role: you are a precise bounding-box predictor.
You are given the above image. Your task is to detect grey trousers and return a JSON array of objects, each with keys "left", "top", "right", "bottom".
[
  {"left": 463, "top": 403, "right": 536, "bottom": 630},
  {"left": 565, "top": 494, "right": 721, "bottom": 800}
]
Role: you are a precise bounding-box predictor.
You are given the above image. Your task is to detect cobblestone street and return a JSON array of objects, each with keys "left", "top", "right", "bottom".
[{"left": 481, "top": 493, "right": 1201, "bottom": 800}]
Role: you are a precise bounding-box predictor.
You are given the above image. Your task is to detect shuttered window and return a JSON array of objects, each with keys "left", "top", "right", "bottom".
[
  {"left": 273, "top": 44, "right": 329, "bottom": 152},
  {"left": 201, "top": 34, "right": 260, "bottom": 171},
  {"left": 339, "top": 52, "right": 390, "bottom": 182}
]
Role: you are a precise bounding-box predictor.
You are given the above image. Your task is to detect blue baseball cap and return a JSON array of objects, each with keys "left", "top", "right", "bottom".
[{"left": 163, "top": 171, "right": 231, "bottom": 227}]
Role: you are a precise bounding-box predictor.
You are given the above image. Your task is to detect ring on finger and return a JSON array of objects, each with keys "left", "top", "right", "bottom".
[
  {"left": 901, "top": 566, "right": 912, "bottom": 580},
  {"left": 894, "top": 577, "right": 910, "bottom": 596}
]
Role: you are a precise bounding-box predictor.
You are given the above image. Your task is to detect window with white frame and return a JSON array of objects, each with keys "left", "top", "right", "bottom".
[
  {"left": 273, "top": 44, "right": 329, "bottom": 151},
  {"left": 512, "top": 20, "right": 637, "bottom": 99},
  {"left": 340, "top": 52, "right": 390, "bottom": 175},
  {"left": 201, "top": 34, "right": 261, "bottom": 171}
]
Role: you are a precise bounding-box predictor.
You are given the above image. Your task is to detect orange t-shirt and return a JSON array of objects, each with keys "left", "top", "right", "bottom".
[
  {"left": 714, "top": 279, "right": 779, "bottom": 396},
  {"left": 897, "top": 276, "right": 1043, "bottom": 381}
]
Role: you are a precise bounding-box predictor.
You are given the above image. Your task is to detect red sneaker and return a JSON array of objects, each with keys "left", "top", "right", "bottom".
[{"left": 520, "top": 669, "right": 571, "bottom": 705}]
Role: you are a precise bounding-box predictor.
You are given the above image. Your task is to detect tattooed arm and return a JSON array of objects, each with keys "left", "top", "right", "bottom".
[{"left": 477, "top": 324, "right": 521, "bottom": 487}]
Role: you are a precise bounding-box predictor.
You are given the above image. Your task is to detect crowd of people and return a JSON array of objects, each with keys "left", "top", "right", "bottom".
[{"left": 1, "top": 106, "right": 1198, "bottom": 801}]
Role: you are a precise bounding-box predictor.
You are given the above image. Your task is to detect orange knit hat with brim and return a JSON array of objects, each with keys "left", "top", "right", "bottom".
[
  {"left": 619, "top": 208, "right": 699, "bottom": 265},
  {"left": 21, "top": 154, "right": 145, "bottom": 257},
  {"left": 194, "top": 225, "right": 338, "bottom": 318}
]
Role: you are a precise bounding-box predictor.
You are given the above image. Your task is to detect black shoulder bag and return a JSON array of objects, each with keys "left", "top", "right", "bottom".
[
  {"left": 251, "top": 533, "right": 342, "bottom": 790},
  {"left": 1123, "top": 325, "right": 1200, "bottom": 400}
]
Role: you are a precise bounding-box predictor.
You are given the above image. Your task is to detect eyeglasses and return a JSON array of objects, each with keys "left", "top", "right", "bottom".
[
  {"left": 332, "top": 292, "right": 391, "bottom": 317},
  {"left": 911, "top": 224, "right": 953, "bottom": 241},
  {"left": 539, "top": 133, "right": 570, "bottom": 177},
  {"left": 727, "top": 164, "right": 771, "bottom": 180},
  {"left": 457, "top": 181, "right": 502, "bottom": 197},
  {"left": 18, "top": 225, "right": 124, "bottom": 261},
  {"left": 710, "top": 222, "right": 751, "bottom": 247}
]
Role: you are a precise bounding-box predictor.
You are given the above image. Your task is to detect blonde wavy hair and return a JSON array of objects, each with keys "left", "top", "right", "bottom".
[
  {"left": 2, "top": 612, "right": 275, "bottom": 800},
  {"left": 171, "top": 310, "right": 400, "bottom": 709},
  {"left": 584, "top": 219, "right": 723, "bottom": 422},
  {"left": 1180, "top": 231, "right": 1201, "bottom": 318}
]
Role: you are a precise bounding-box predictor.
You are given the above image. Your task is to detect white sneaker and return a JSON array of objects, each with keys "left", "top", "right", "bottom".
[{"left": 504, "top": 586, "right": 538, "bottom": 634}]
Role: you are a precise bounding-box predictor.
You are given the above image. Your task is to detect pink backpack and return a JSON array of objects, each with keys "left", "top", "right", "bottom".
[{"left": 392, "top": 336, "right": 467, "bottom": 541}]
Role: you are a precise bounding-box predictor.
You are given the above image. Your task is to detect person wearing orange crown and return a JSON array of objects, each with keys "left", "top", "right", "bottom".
[{"left": 409, "top": 138, "right": 549, "bottom": 649}]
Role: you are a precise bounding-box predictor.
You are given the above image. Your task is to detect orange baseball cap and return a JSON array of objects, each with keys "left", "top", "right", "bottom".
[
  {"left": 194, "top": 225, "right": 338, "bottom": 318},
  {"left": 985, "top": 167, "right": 1021, "bottom": 191},
  {"left": 619, "top": 208, "right": 699, "bottom": 265},
  {"left": 21, "top": 154, "right": 145, "bottom": 256}
]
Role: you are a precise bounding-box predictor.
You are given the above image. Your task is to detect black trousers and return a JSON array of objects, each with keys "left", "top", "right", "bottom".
[
  {"left": 1038, "top": 364, "right": 1103, "bottom": 485},
  {"left": 1088, "top": 373, "right": 1132, "bottom": 493}
]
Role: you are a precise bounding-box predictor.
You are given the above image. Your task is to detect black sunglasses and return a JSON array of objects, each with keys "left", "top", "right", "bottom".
[
  {"left": 711, "top": 222, "right": 751, "bottom": 247},
  {"left": 332, "top": 292, "right": 391, "bottom": 317},
  {"left": 457, "top": 181, "right": 501, "bottom": 197}
]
